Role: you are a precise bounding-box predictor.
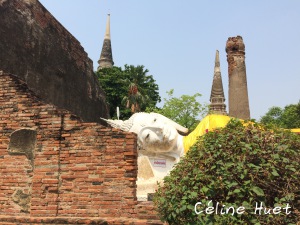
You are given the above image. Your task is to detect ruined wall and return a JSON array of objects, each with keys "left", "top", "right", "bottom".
[
  {"left": 0, "top": 73, "right": 163, "bottom": 224},
  {"left": 0, "top": 0, "right": 109, "bottom": 122}
]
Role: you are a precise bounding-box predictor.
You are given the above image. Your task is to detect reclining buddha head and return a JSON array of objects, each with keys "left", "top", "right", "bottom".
[{"left": 102, "top": 112, "right": 188, "bottom": 154}]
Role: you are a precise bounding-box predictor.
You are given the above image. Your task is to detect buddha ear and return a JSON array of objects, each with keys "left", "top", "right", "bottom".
[{"left": 149, "top": 113, "right": 189, "bottom": 135}]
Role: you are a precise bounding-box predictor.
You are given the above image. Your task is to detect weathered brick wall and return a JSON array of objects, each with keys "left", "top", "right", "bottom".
[
  {"left": 0, "top": 73, "right": 163, "bottom": 224},
  {"left": 0, "top": 0, "right": 109, "bottom": 122}
]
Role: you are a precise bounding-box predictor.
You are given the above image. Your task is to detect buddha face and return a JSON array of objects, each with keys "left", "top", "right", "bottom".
[
  {"left": 137, "top": 115, "right": 179, "bottom": 153},
  {"left": 102, "top": 112, "right": 188, "bottom": 153}
]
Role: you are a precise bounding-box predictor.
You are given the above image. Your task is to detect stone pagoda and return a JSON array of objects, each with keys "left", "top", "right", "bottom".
[
  {"left": 97, "top": 14, "right": 114, "bottom": 70},
  {"left": 209, "top": 50, "right": 227, "bottom": 115}
]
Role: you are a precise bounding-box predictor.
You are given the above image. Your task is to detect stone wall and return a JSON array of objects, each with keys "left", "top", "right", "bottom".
[
  {"left": 0, "top": 73, "right": 163, "bottom": 224},
  {"left": 0, "top": 0, "right": 109, "bottom": 122}
]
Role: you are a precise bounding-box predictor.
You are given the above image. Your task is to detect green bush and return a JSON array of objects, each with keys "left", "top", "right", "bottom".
[{"left": 154, "top": 119, "right": 300, "bottom": 225}]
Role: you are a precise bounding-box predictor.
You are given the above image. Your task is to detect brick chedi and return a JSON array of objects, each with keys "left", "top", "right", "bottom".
[
  {"left": 97, "top": 14, "right": 114, "bottom": 70},
  {"left": 0, "top": 0, "right": 109, "bottom": 122},
  {"left": 226, "top": 36, "right": 250, "bottom": 120},
  {"left": 209, "top": 50, "right": 227, "bottom": 115}
]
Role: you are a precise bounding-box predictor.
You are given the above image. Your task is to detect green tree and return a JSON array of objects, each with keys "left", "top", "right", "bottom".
[
  {"left": 96, "top": 66, "right": 130, "bottom": 119},
  {"left": 149, "top": 89, "right": 208, "bottom": 131},
  {"left": 260, "top": 101, "right": 300, "bottom": 128},
  {"left": 154, "top": 120, "right": 300, "bottom": 224},
  {"left": 260, "top": 106, "right": 283, "bottom": 127},
  {"left": 122, "top": 65, "right": 160, "bottom": 113},
  {"left": 97, "top": 65, "right": 160, "bottom": 119},
  {"left": 280, "top": 103, "right": 300, "bottom": 128}
]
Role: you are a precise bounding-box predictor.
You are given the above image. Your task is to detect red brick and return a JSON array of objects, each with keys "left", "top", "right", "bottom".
[{"left": 0, "top": 73, "right": 164, "bottom": 222}]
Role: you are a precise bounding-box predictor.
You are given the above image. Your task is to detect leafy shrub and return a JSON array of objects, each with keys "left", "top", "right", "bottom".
[{"left": 154, "top": 119, "right": 300, "bottom": 225}]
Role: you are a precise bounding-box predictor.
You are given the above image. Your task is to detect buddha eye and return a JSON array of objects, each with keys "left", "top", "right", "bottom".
[{"left": 146, "top": 133, "right": 150, "bottom": 139}]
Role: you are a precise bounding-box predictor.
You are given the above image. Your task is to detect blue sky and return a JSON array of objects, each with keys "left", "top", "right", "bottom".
[{"left": 39, "top": 0, "right": 300, "bottom": 120}]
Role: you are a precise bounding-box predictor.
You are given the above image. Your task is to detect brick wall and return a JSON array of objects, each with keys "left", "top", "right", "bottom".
[
  {"left": 0, "top": 73, "right": 163, "bottom": 224},
  {"left": 0, "top": 0, "right": 109, "bottom": 122}
]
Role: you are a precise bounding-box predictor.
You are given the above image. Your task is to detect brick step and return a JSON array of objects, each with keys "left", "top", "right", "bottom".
[{"left": 0, "top": 216, "right": 165, "bottom": 225}]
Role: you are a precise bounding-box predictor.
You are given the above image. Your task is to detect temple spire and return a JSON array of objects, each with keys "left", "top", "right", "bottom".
[
  {"left": 209, "top": 50, "right": 227, "bottom": 115},
  {"left": 214, "top": 49, "right": 220, "bottom": 73},
  {"left": 104, "top": 13, "right": 111, "bottom": 39},
  {"left": 97, "top": 14, "right": 114, "bottom": 71}
]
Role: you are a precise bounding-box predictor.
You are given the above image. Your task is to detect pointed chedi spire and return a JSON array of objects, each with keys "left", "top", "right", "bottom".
[
  {"left": 97, "top": 14, "right": 114, "bottom": 71},
  {"left": 209, "top": 50, "right": 227, "bottom": 115}
]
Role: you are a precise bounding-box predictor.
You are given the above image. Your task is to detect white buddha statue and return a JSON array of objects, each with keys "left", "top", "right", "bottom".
[
  {"left": 103, "top": 112, "right": 188, "bottom": 157},
  {"left": 102, "top": 113, "right": 231, "bottom": 200}
]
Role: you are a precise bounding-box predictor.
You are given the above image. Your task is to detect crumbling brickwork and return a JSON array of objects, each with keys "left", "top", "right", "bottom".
[
  {"left": 226, "top": 36, "right": 250, "bottom": 120},
  {"left": 0, "top": 0, "right": 109, "bottom": 122},
  {"left": 0, "top": 73, "right": 163, "bottom": 224}
]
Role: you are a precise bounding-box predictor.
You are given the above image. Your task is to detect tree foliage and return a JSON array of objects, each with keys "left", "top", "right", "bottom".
[
  {"left": 96, "top": 66, "right": 131, "bottom": 119},
  {"left": 148, "top": 89, "right": 208, "bottom": 130},
  {"left": 97, "top": 65, "right": 160, "bottom": 119},
  {"left": 154, "top": 120, "right": 300, "bottom": 225},
  {"left": 260, "top": 102, "right": 300, "bottom": 129},
  {"left": 121, "top": 65, "right": 160, "bottom": 113}
]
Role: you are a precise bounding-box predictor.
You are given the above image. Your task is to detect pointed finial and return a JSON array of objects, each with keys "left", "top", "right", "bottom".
[
  {"left": 104, "top": 13, "right": 111, "bottom": 40},
  {"left": 214, "top": 50, "right": 220, "bottom": 73}
]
